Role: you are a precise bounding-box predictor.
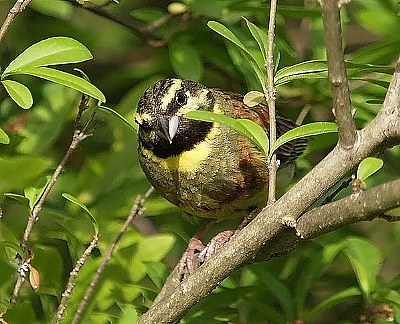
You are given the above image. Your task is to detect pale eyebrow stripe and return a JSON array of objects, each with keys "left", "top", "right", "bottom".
[{"left": 160, "top": 79, "right": 182, "bottom": 112}]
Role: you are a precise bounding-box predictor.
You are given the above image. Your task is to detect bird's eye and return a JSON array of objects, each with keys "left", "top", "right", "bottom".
[
  {"left": 140, "top": 120, "right": 152, "bottom": 132},
  {"left": 175, "top": 91, "right": 187, "bottom": 106}
]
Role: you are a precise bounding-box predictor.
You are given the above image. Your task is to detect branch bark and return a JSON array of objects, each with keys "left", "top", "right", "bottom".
[
  {"left": 266, "top": 0, "right": 278, "bottom": 204},
  {"left": 320, "top": 0, "right": 357, "bottom": 148},
  {"left": 139, "top": 56, "right": 400, "bottom": 323},
  {"left": 71, "top": 187, "right": 154, "bottom": 324},
  {"left": 0, "top": 0, "right": 33, "bottom": 43},
  {"left": 66, "top": 0, "right": 167, "bottom": 47}
]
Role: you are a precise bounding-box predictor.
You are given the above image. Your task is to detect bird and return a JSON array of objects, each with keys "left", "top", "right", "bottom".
[{"left": 135, "top": 78, "right": 306, "bottom": 278}]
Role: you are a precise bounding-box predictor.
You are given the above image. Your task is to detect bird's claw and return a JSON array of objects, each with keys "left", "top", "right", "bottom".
[{"left": 178, "top": 236, "right": 205, "bottom": 280}]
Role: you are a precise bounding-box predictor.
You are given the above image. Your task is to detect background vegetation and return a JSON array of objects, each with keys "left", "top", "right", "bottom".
[{"left": 0, "top": 0, "right": 399, "bottom": 323}]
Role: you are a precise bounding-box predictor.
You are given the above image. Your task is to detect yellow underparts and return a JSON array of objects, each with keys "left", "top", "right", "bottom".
[{"left": 142, "top": 125, "right": 220, "bottom": 173}]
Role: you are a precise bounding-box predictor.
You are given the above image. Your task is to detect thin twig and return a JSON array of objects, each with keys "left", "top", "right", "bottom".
[
  {"left": 66, "top": 0, "right": 167, "bottom": 47},
  {"left": 319, "top": 0, "right": 357, "bottom": 148},
  {"left": 71, "top": 187, "right": 154, "bottom": 324},
  {"left": 266, "top": 0, "right": 278, "bottom": 204},
  {"left": 12, "top": 98, "right": 93, "bottom": 304},
  {"left": 21, "top": 126, "right": 92, "bottom": 250},
  {"left": 0, "top": 0, "right": 33, "bottom": 43},
  {"left": 54, "top": 236, "right": 99, "bottom": 324}
]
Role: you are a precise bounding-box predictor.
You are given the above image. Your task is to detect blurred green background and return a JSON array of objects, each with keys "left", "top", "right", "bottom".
[{"left": 0, "top": 0, "right": 400, "bottom": 323}]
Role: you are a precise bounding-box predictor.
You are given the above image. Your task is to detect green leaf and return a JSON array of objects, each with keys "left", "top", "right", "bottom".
[
  {"left": 296, "top": 242, "right": 346, "bottom": 313},
  {"left": 244, "top": 18, "right": 267, "bottom": 61},
  {"left": 185, "top": 110, "right": 269, "bottom": 156},
  {"left": 243, "top": 90, "right": 264, "bottom": 107},
  {"left": 306, "top": 287, "right": 362, "bottom": 321},
  {"left": 208, "top": 20, "right": 265, "bottom": 77},
  {"left": 251, "top": 267, "right": 294, "bottom": 318},
  {"left": 2, "top": 37, "right": 92, "bottom": 76},
  {"left": 357, "top": 157, "right": 383, "bottom": 181},
  {"left": 0, "top": 156, "right": 52, "bottom": 195},
  {"left": 208, "top": 21, "right": 250, "bottom": 55},
  {"left": 24, "top": 176, "right": 50, "bottom": 210},
  {"left": 270, "top": 122, "right": 338, "bottom": 157},
  {"left": 169, "top": 40, "right": 204, "bottom": 81},
  {"left": 343, "top": 237, "right": 382, "bottom": 297},
  {"left": 3, "top": 193, "right": 29, "bottom": 206},
  {"left": 274, "top": 60, "right": 393, "bottom": 86},
  {"left": 13, "top": 66, "right": 106, "bottom": 102},
  {"left": 62, "top": 193, "right": 99, "bottom": 236},
  {"left": 275, "top": 60, "right": 328, "bottom": 86},
  {"left": 130, "top": 234, "right": 175, "bottom": 282},
  {"left": 0, "top": 128, "right": 10, "bottom": 144},
  {"left": 1, "top": 80, "right": 33, "bottom": 109},
  {"left": 385, "top": 207, "right": 400, "bottom": 217},
  {"left": 98, "top": 105, "right": 138, "bottom": 132}
]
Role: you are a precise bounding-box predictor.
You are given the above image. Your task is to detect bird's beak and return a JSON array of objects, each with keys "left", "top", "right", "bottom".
[{"left": 158, "top": 115, "right": 180, "bottom": 144}]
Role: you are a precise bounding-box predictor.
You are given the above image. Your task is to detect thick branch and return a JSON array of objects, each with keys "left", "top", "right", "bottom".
[
  {"left": 320, "top": 0, "right": 357, "bottom": 148},
  {"left": 296, "top": 178, "right": 400, "bottom": 239},
  {"left": 139, "top": 56, "right": 400, "bottom": 323}
]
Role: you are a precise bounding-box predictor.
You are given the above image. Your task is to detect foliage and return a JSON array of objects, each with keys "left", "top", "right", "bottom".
[{"left": 0, "top": 0, "right": 399, "bottom": 323}]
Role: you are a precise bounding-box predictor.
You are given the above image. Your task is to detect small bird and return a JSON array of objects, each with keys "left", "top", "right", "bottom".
[{"left": 135, "top": 78, "right": 306, "bottom": 277}]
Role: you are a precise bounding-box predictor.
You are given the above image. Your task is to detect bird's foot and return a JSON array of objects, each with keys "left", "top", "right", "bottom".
[
  {"left": 178, "top": 236, "right": 205, "bottom": 280},
  {"left": 198, "top": 230, "right": 236, "bottom": 263}
]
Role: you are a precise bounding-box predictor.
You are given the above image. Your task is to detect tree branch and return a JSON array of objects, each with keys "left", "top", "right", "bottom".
[
  {"left": 54, "top": 235, "right": 99, "bottom": 323},
  {"left": 296, "top": 178, "right": 400, "bottom": 239},
  {"left": 266, "top": 0, "right": 278, "bottom": 204},
  {"left": 71, "top": 187, "right": 154, "bottom": 324},
  {"left": 66, "top": 0, "right": 167, "bottom": 47},
  {"left": 11, "top": 100, "right": 94, "bottom": 305},
  {"left": 0, "top": 0, "right": 33, "bottom": 43},
  {"left": 320, "top": 0, "right": 357, "bottom": 148},
  {"left": 139, "top": 56, "right": 400, "bottom": 323}
]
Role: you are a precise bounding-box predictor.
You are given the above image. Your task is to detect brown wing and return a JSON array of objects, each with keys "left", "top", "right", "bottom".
[{"left": 215, "top": 89, "right": 307, "bottom": 164}]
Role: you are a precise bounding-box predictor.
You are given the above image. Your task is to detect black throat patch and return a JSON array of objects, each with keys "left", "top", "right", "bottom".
[{"left": 140, "top": 119, "right": 213, "bottom": 159}]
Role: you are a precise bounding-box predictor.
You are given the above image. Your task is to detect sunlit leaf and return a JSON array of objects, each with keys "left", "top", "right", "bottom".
[
  {"left": 62, "top": 193, "right": 99, "bottom": 236},
  {"left": 385, "top": 207, "right": 400, "bottom": 217},
  {"left": 1, "top": 80, "right": 33, "bottom": 109},
  {"left": 270, "top": 122, "right": 338, "bottom": 157},
  {"left": 208, "top": 21, "right": 250, "bottom": 56},
  {"left": 2, "top": 37, "right": 92, "bottom": 76},
  {"left": 24, "top": 176, "right": 51, "bottom": 210},
  {"left": 0, "top": 128, "right": 10, "bottom": 144},
  {"left": 208, "top": 20, "right": 265, "bottom": 77},
  {"left": 275, "top": 60, "right": 393, "bottom": 86},
  {"left": 13, "top": 66, "right": 105, "bottom": 102},
  {"left": 243, "top": 90, "right": 264, "bottom": 107},
  {"left": 244, "top": 18, "right": 267, "bottom": 61},
  {"left": 357, "top": 157, "right": 383, "bottom": 182},
  {"left": 275, "top": 60, "right": 328, "bottom": 86},
  {"left": 185, "top": 110, "right": 269, "bottom": 156}
]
